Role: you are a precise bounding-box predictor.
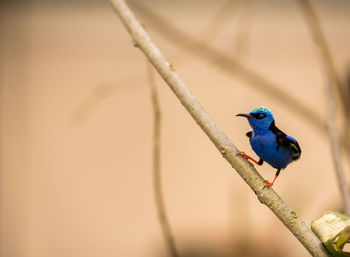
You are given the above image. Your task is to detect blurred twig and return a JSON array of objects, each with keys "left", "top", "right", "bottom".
[
  {"left": 296, "top": 0, "right": 350, "bottom": 122},
  {"left": 325, "top": 75, "right": 350, "bottom": 215},
  {"left": 198, "top": 0, "right": 239, "bottom": 41},
  {"left": 163, "top": 0, "right": 240, "bottom": 66},
  {"left": 343, "top": 68, "right": 350, "bottom": 146},
  {"left": 296, "top": 0, "right": 350, "bottom": 215},
  {"left": 108, "top": 1, "right": 331, "bottom": 256},
  {"left": 230, "top": 0, "right": 255, "bottom": 61},
  {"left": 71, "top": 74, "right": 144, "bottom": 126},
  {"left": 146, "top": 60, "right": 180, "bottom": 257}
]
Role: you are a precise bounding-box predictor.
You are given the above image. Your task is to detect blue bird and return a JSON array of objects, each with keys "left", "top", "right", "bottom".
[{"left": 236, "top": 106, "right": 301, "bottom": 187}]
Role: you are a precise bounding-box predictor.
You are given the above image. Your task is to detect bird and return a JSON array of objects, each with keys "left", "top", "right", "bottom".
[{"left": 236, "top": 106, "right": 301, "bottom": 187}]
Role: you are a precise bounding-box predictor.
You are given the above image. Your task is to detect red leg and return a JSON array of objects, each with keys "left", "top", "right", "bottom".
[
  {"left": 264, "top": 169, "right": 281, "bottom": 188},
  {"left": 264, "top": 175, "right": 277, "bottom": 188},
  {"left": 238, "top": 152, "right": 263, "bottom": 166}
]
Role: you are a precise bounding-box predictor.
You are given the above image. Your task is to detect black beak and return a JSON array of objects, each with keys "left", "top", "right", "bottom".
[{"left": 236, "top": 113, "right": 253, "bottom": 118}]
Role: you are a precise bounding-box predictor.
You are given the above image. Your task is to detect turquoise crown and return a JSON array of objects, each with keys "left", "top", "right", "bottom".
[{"left": 250, "top": 106, "right": 272, "bottom": 114}]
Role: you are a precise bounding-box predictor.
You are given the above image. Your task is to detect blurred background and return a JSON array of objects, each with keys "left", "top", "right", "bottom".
[{"left": 1, "top": 0, "right": 350, "bottom": 256}]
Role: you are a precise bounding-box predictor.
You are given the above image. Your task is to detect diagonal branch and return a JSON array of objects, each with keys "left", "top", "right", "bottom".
[
  {"left": 147, "top": 61, "right": 180, "bottom": 257},
  {"left": 108, "top": 1, "right": 331, "bottom": 256}
]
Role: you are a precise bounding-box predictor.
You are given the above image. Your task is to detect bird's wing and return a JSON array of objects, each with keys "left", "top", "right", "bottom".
[
  {"left": 246, "top": 131, "right": 253, "bottom": 138},
  {"left": 269, "top": 121, "right": 301, "bottom": 160},
  {"left": 286, "top": 135, "right": 301, "bottom": 160}
]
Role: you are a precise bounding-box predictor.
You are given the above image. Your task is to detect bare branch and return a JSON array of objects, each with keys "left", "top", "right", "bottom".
[
  {"left": 108, "top": 1, "right": 331, "bottom": 256},
  {"left": 296, "top": 0, "right": 350, "bottom": 215},
  {"left": 147, "top": 60, "right": 180, "bottom": 257}
]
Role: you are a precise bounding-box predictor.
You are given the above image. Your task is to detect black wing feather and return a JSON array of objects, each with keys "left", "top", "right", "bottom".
[{"left": 269, "top": 121, "right": 301, "bottom": 160}]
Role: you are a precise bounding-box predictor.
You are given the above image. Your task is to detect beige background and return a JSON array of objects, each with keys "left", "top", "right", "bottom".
[{"left": 1, "top": 0, "right": 350, "bottom": 256}]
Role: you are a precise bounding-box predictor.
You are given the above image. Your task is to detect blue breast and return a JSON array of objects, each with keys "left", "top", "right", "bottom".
[{"left": 250, "top": 131, "right": 294, "bottom": 169}]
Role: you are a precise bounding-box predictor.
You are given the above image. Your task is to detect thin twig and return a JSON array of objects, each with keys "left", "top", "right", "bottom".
[
  {"left": 108, "top": 1, "right": 331, "bottom": 256},
  {"left": 146, "top": 60, "right": 180, "bottom": 257},
  {"left": 296, "top": 0, "right": 350, "bottom": 215}
]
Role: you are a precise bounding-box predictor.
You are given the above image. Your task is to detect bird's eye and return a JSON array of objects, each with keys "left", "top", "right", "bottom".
[{"left": 256, "top": 113, "right": 266, "bottom": 119}]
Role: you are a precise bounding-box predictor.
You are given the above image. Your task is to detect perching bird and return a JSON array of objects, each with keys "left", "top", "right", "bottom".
[{"left": 236, "top": 106, "right": 301, "bottom": 187}]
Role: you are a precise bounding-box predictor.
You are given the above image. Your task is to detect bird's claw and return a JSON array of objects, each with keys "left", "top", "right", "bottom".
[
  {"left": 263, "top": 180, "right": 273, "bottom": 188},
  {"left": 237, "top": 151, "right": 247, "bottom": 158}
]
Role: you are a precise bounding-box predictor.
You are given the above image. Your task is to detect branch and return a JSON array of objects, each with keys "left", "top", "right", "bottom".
[
  {"left": 108, "top": 1, "right": 331, "bottom": 256},
  {"left": 296, "top": 0, "right": 350, "bottom": 216},
  {"left": 146, "top": 61, "right": 180, "bottom": 257}
]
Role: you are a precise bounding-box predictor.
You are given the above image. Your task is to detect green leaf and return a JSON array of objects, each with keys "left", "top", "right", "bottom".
[
  {"left": 335, "top": 227, "right": 350, "bottom": 251},
  {"left": 312, "top": 212, "right": 350, "bottom": 257}
]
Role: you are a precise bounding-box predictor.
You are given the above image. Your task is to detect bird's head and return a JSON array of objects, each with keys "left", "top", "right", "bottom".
[{"left": 236, "top": 106, "right": 274, "bottom": 133}]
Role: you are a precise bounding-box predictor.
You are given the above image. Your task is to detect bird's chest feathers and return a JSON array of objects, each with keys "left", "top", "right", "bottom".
[
  {"left": 250, "top": 132, "right": 277, "bottom": 152},
  {"left": 250, "top": 131, "right": 293, "bottom": 169}
]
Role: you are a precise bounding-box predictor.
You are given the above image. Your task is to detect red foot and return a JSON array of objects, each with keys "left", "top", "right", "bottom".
[
  {"left": 263, "top": 180, "right": 274, "bottom": 188},
  {"left": 263, "top": 175, "right": 278, "bottom": 188},
  {"left": 238, "top": 152, "right": 262, "bottom": 166}
]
